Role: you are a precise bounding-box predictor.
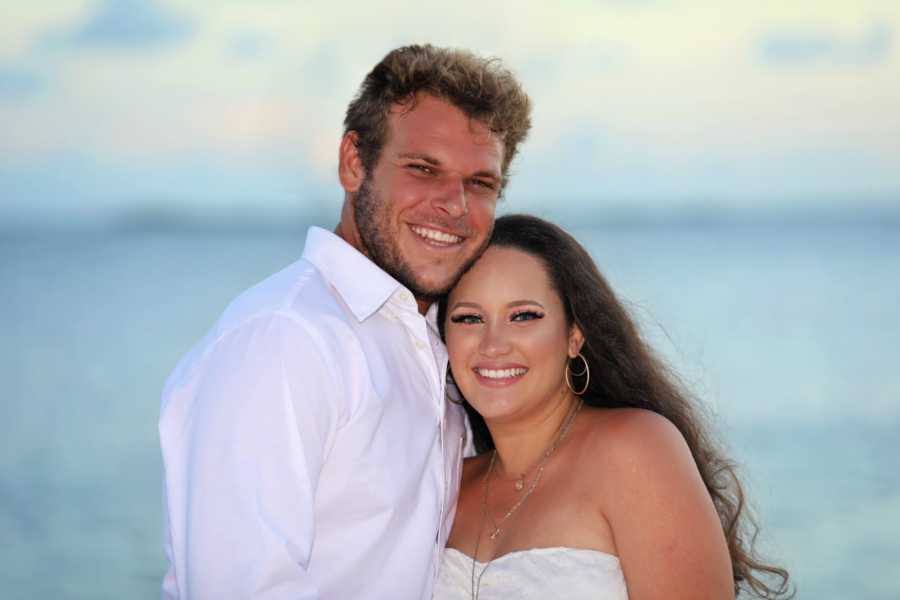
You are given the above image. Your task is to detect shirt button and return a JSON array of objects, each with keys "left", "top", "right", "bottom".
[{"left": 415, "top": 340, "right": 426, "bottom": 350}]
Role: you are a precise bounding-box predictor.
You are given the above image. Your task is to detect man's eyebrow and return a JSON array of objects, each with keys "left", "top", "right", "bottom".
[
  {"left": 397, "top": 153, "right": 501, "bottom": 180},
  {"left": 398, "top": 152, "right": 439, "bottom": 165},
  {"left": 472, "top": 170, "right": 501, "bottom": 181}
]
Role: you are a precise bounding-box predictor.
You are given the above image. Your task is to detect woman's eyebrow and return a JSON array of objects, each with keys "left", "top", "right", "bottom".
[
  {"left": 507, "top": 300, "right": 545, "bottom": 309},
  {"left": 448, "top": 301, "right": 480, "bottom": 311}
]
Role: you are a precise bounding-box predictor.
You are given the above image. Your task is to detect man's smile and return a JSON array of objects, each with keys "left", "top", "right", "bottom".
[{"left": 410, "top": 224, "right": 465, "bottom": 246}]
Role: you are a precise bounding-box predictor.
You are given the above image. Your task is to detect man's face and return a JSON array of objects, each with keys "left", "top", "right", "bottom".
[{"left": 352, "top": 94, "right": 504, "bottom": 302}]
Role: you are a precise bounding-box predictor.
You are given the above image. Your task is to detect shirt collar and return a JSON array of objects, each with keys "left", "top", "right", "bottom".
[
  {"left": 302, "top": 226, "right": 409, "bottom": 322},
  {"left": 425, "top": 301, "right": 442, "bottom": 336}
]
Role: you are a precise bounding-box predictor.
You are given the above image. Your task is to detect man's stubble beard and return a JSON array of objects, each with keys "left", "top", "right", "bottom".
[{"left": 353, "top": 175, "right": 490, "bottom": 302}]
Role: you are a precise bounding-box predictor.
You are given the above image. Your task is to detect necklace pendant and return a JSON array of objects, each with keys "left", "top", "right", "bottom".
[
  {"left": 490, "top": 527, "right": 501, "bottom": 540},
  {"left": 514, "top": 478, "right": 525, "bottom": 491}
]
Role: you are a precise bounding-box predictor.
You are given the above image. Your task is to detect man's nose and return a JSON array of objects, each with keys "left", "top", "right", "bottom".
[{"left": 431, "top": 175, "right": 468, "bottom": 219}]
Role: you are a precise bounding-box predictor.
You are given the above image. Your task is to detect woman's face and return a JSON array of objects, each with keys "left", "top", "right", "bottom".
[{"left": 445, "top": 245, "right": 583, "bottom": 424}]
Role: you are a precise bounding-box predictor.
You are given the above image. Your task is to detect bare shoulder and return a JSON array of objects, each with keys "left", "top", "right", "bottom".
[
  {"left": 576, "top": 411, "right": 734, "bottom": 597},
  {"left": 581, "top": 407, "right": 688, "bottom": 456},
  {"left": 575, "top": 408, "right": 698, "bottom": 491}
]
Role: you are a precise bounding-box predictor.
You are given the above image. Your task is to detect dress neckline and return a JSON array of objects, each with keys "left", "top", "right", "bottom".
[{"left": 444, "top": 545, "right": 621, "bottom": 567}]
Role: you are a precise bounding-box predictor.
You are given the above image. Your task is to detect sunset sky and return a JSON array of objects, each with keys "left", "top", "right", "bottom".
[{"left": 2, "top": 1, "right": 898, "bottom": 226}]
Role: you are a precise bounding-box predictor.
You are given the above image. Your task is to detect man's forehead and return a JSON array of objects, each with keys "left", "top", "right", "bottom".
[{"left": 389, "top": 94, "right": 498, "bottom": 140}]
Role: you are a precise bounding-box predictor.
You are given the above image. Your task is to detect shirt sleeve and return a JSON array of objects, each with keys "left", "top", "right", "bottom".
[{"left": 160, "top": 313, "right": 343, "bottom": 599}]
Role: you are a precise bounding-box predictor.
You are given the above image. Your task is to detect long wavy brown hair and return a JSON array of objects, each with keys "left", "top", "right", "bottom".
[{"left": 439, "top": 214, "right": 793, "bottom": 599}]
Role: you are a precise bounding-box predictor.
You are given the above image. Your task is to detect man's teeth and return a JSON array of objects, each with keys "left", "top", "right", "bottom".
[
  {"left": 476, "top": 368, "right": 527, "bottom": 379},
  {"left": 411, "top": 225, "right": 462, "bottom": 244}
]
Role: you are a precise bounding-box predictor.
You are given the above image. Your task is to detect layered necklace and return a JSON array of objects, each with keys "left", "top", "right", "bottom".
[{"left": 470, "top": 398, "right": 584, "bottom": 600}]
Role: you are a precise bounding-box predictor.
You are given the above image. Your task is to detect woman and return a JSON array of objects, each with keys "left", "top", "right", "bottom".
[{"left": 433, "top": 215, "right": 791, "bottom": 599}]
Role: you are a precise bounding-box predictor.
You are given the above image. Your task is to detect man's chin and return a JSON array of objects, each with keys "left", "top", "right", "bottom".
[
  {"left": 408, "top": 281, "right": 452, "bottom": 302},
  {"left": 404, "top": 271, "right": 461, "bottom": 300},
  {"left": 393, "top": 257, "right": 478, "bottom": 300}
]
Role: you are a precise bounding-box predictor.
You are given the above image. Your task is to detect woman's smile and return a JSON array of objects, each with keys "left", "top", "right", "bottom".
[{"left": 472, "top": 365, "right": 529, "bottom": 386}]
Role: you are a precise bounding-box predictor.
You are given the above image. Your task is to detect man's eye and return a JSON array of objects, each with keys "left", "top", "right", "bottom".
[
  {"left": 409, "top": 164, "right": 434, "bottom": 174},
  {"left": 511, "top": 310, "right": 543, "bottom": 322},
  {"left": 470, "top": 179, "right": 496, "bottom": 191},
  {"left": 449, "top": 313, "right": 482, "bottom": 324}
]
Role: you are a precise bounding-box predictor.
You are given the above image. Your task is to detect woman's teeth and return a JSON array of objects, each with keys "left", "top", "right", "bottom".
[{"left": 475, "top": 367, "right": 527, "bottom": 379}]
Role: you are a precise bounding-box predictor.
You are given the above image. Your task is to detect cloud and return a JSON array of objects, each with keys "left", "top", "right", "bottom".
[
  {"left": 758, "top": 22, "right": 893, "bottom": 67},
  {"left": 41, "top": 0, "right": 193, "bottom": 51},
  {"left": 0, "top": 66, "right": 47, "bottom": 100},
  {"left": 225, "top": 31, "right": 276, "bottom": 61}
]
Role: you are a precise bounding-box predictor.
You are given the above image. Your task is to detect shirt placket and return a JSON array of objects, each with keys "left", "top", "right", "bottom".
[
  {"left": 392, "top": 292, "right": 449, "bottom": 584},
  {"left": 425, "top": 319, "right": 451, "bottom": 582}
]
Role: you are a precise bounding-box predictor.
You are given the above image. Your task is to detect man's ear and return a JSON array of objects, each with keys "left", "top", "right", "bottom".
[
  {"left": 338, "top": 131, "right": 365, "bottom": 193},
  {"left": 568, "top": 323, "right": 585, "bottom": 358}
]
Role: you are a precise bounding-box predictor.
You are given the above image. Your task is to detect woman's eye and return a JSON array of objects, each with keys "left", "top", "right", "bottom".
[
  {"left": 511, "top": 310, "right": 544, "bottom": 322},
  {"left": 449, "top": 313, "right": 482, "bottom": 325}
]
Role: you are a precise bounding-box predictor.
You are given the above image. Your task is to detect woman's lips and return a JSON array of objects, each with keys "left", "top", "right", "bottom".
[{"left": 472, "top": 366, "right": 528, "bottom": 386}]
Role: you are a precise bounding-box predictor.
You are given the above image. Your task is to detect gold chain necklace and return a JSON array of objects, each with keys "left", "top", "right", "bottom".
[{"left": 470, "top": 398, "right": 584, "bottom": 600}]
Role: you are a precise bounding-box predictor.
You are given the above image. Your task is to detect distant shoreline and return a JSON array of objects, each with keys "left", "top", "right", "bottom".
[{"left": 2, "top": 205, "right": 899, "bottom": 236}]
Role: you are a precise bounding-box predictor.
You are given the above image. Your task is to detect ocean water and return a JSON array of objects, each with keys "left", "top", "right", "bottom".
[{"left": 1, "top": 220, "right": 898, "bottom": 598}]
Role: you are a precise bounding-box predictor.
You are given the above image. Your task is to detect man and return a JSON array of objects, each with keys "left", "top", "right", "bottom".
[{"left": 159, "top": 44, "right": 531, "bottom": 599}]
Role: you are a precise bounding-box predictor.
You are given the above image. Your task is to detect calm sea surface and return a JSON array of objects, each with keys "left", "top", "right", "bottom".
[{"left": 1, "top": 220, "right": 898, "bottom": 598}]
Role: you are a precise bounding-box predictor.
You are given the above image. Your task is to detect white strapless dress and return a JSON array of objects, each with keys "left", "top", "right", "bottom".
[{"left": 433, "top": 546, "right": 629, "bottom": 599}]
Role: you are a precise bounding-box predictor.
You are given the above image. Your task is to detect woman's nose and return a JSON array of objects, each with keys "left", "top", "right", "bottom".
[{"left": 479, "top": 322, "right": 511, "bottom": 357}]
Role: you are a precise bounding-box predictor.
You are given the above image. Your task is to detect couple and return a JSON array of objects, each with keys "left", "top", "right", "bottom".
[{"left": 159, "top": 45, "right": 790, "bottom": 599}]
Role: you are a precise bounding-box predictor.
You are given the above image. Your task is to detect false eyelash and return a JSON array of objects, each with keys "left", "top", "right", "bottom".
[
  {"left": 511, "top": 310, "right": 545, "bottom": 321},
  {"left": 449, "top": 313, "right": 482, "bottom": 324}
]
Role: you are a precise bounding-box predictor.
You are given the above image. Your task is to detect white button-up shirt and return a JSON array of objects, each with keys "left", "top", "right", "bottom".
[{"left": 159, "top": 227, "right": 467, "bottom": 599}]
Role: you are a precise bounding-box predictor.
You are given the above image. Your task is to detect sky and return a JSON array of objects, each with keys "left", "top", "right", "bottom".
[{"left": 1, "top": 0, "right": 899, "bottom": 227}]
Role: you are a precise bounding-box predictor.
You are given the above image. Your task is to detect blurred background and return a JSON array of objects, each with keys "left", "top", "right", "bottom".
[{"left": 1, "top": 1, "right": 898, "bottom": 598}]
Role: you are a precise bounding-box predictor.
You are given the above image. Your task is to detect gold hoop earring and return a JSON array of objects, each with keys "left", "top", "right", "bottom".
[{"left": 564, "top": 352, "right": 590, "bottom": 396}]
